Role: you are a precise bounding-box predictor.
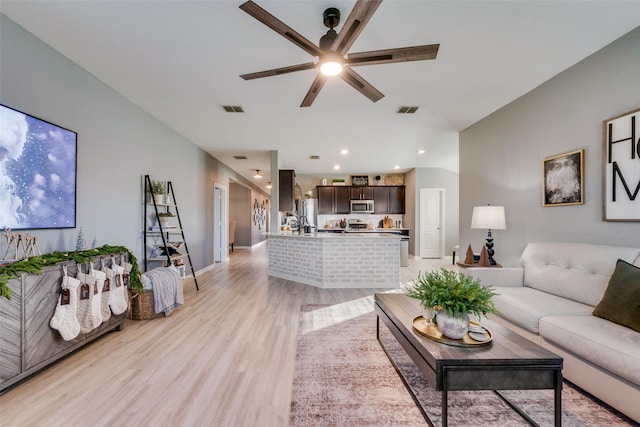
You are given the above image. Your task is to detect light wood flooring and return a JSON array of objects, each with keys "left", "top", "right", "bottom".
[{"left": 0, "top": 244, "right": 452, "bottom": 427}]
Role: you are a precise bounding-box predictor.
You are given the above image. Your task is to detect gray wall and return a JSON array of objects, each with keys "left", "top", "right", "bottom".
[
  {"left": 460, "top": 27, "right": 640, "bottom": 267},
  {"left": 405, "top": 168, "right": 460, "bottom": 257},
  {"left": 229, "top": 182, "right": 251, "bottom": 247},
  {"left": 229, "top": 182, "right": 268, "bottom": 247},
  {"left": 1, "top": 15, "right": 268, "bottom": 271}
]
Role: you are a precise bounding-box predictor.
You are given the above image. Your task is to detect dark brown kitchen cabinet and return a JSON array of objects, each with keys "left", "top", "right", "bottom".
[
  {"left": 317, "top": 186, "right": 335, "bottom": 214},
  {"left": 317, "top": 186, "right": 351, "bottom": 214},
  {"left": 279, "top": 169, "right": 295, "bottom": 212},
  {"left": 389, "top": 186, "right": 405, "bottom": 214},
  {"left": 373, "top": 187, "right": 389, "bottom": 214},
  {"left": 335, "top": 187, "right": 351, "bottom": 214},
  {"left": 317, "top": 185, "right": 404, "bottom": 214},
  {"left": 350, "top": 186, "right": 374, "bottom": 200}
]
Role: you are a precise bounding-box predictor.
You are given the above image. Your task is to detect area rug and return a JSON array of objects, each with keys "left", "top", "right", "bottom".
[{"left": 290, "top": 298, "right": 636, "bottom": 427}]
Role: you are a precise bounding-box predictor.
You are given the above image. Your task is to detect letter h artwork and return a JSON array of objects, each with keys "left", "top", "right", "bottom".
[{"left": 604, "top": 108, "right": 640, "bottom": 221}]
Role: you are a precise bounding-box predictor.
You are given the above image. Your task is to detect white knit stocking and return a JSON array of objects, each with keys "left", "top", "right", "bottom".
[
  {"left": 50, "top": 271, "right": 81, "bottom": 341},
  {"left": 121, "top": 261, "right": 133, "bottom": 288},
  {"left": 108, "top": 261, "right": 128, "bottom": 315},
  {"left": 101, "top": 267, "right": 113, "bottom": 321},
  {"left": 89, "top": 266, "right": 105, "bottom": 326},
  {"left": 76, "top": 271, "right": 97, "bottom": 334}
]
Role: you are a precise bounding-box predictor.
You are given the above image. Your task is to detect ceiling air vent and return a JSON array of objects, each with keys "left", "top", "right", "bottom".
[
  {"left": 309, "top": 155, "right": 320, "bottom": 160},
  {"left": 233, "top": 155, "right": 248, "bottom": 160},
  {"left": 222, "top": 105, "right": 245, "bottom": 113},
  {"left": 397, "top": 106, "right": 419, "bottom": 114}
]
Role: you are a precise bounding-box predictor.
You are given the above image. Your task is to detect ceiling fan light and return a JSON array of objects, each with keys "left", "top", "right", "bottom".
[{"left": 320, "top": 60, "right": 343, "bottom": 76}]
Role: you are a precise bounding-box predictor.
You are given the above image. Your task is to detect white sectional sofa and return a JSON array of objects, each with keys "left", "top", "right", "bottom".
[{"left": 466, "top": 242, "right": 640, "bottom": 423}]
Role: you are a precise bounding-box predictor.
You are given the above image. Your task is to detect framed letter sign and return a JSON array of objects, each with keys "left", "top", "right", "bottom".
[{"left": 603, "top": 108, "right": 640, "bottom": 221}]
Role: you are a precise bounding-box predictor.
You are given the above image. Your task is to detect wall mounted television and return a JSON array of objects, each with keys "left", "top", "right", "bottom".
[{"left": 0, "top": 104, "right": 77, "bottom": 230}]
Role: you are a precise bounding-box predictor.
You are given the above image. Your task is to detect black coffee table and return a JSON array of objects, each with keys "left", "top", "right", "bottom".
[{"left": 375, "top": 293, "right": 563, "bottom": 427}]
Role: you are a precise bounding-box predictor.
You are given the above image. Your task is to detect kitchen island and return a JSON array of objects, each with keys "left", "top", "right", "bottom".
[{"left": 267, "top": 232, "right": 401, "bottom": 288}]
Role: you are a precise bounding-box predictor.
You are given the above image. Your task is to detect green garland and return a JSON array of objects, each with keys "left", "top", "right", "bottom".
[{"left": 0, "top": 244, "right": 143, "bottom": 299}]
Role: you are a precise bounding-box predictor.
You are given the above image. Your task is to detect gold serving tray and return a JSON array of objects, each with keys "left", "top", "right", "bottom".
[{"left": 412, "top": 317, "right": 493, "bottom": 347}]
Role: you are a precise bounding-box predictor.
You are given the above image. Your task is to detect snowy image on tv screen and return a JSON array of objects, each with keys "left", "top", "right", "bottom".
[{"left": 1, "top": 104, "right": 77, "bottom": 230}]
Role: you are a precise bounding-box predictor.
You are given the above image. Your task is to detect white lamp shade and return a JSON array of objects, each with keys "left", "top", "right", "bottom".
[{"left": 471, "top": 206, "right": 506, "bottom": 230}]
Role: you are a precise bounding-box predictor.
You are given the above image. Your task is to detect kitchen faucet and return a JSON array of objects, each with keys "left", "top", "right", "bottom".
[{"left": 298, "top": 215, "right": 308, "bottom": 233}]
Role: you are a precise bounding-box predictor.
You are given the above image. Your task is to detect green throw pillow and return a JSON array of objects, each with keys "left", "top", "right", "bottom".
[{"left": 593, "top": 259, "right": 640, "bottom": 332}]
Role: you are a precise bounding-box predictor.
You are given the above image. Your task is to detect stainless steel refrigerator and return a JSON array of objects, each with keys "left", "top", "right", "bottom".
[{"left": 295, "top": 199, "right": 318, "bottom": 232}]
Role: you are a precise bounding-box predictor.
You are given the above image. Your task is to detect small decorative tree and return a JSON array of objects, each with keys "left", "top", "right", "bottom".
[{"left": 75, "top": 227, "right": 86, "bottom": 251}]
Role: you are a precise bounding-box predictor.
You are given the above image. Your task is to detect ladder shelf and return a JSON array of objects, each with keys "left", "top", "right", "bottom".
[{"left": 143, "top": 174, "right": 199, "bottom": 291}]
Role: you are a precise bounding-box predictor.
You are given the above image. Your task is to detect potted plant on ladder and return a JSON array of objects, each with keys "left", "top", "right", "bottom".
[
  {"left": 150, "top": 180, "right": 166, "bottom": 204},
  {"left": 157, "top": 212, "right": 175, "bottom": 228}
]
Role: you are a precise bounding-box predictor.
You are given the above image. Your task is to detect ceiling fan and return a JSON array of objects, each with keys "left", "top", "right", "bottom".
[{"left": 239, "top": 0, "right": 439, "bottom": 107}]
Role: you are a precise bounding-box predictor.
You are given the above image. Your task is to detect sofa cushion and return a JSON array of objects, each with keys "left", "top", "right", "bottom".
[
  {"left": 593, "top": 259, "right": 640, "bottom": 332},
  {"left": 521, "top": 242, "right": 640, "bottom": 306},
  {"left": 539, "top": 315, "right": 640, "bottom": 387},
  {"left": 492, "top": 287, "right": 593, "bottom": 334}
]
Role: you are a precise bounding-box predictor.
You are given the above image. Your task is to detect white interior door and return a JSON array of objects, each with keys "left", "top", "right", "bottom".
[
  {"left": 420, "top": 189, "right": 444, "bottom": 258},
  {"left": 214, "top": 186, "right": 225, "bottom": 262}
]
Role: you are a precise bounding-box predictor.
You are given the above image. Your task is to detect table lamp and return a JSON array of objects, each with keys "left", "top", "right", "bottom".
[{"left": 471, "top": 205, "right": 506, "bottom": 265}]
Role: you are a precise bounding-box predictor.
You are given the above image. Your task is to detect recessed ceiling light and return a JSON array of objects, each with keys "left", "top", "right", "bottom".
[
  {"left": 266, "top": 181, "right": 272, "bottom": 189},
  {"left": 418, "top": 149, "right": 425, "bottom": 154},
  {"left": 253, "top": 169, "right": 263, "bottom": 178},
  {"left": 340, "top": 149, "right": 348, "bottom": 155},
  {"left": 334, "top": 165, "right": 340, "bottom": 170},
  {"left": 394, "top": 165, "right": 400, "bottom": 170}
]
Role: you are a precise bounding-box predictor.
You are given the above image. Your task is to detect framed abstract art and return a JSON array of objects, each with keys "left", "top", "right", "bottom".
[{"left": 543, "top": 149, "right": 584, "bottom": 207}]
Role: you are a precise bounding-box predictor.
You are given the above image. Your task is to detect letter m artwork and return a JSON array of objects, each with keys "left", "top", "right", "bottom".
[{"left": 604, "top": 108, "right": 640, "bottom": 221}]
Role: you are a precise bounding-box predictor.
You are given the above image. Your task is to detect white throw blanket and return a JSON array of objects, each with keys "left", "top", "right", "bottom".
[{"left": 144, "top": 266, "right": 183, "bottom": 316}]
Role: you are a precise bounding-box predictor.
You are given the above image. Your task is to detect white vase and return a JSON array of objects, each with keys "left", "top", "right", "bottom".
[
  {"left": 154, "top": 194, "right": 165, "bottom": 204},
  {"left": 436, "top": 310, "right": 469, "bottom": 339}
]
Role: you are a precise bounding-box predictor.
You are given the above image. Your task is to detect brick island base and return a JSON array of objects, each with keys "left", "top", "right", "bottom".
[{"left": 267, "top": 233, "right": 401, "bottom": 288}]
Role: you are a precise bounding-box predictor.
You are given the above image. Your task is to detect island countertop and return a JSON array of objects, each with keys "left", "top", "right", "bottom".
[
  {"left": 267, "top": 231, "right": 401, "bottom": 289},
  {"left": 318, "top": 227, "right": 409, "bottom": 233},
  {"left": 267, "top": 232, "right": 401, "bottom": 239}
]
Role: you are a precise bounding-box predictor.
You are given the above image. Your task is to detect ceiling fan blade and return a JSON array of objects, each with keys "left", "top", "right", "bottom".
[
  {"left": 240, "top": 62, "right": 316, "bottom": 80},
  {"left": 300, "top": 73, "right": 328, "bottom": 107},
  {"left": 239, "top": 1, "right": 321, "bottom": 57},
  {"left": 331, "top": 0, "right": 382, "bottom": 55},
  {"left": 339, "top": 67, "right": 384, "bottom": 103},
  {"left": 347, "top": 44, "right": 440, "bottom": 67}
]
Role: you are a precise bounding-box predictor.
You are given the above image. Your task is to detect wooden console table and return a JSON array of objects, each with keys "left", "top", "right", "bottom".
[
  {"left": 374, "top": 293, "right": 563, "bottom": 427},
  {"left": 0, "top": 253, "right": 129, "bottom": 392}
]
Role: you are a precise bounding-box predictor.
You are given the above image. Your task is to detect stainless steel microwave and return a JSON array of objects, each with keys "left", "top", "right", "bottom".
[{"left": 350, "top": 199, "right": 374, "bottom": 214}]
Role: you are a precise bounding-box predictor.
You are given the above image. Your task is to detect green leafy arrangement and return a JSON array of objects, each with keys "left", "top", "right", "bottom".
[
  {"left": 0, "top": 245, "right": 143, "bottom": 299},
  {"left": 404, "top": 268, "right": 498, "bottom": 318},
  {"left": 150, "top": 180, "right": 166, "bottom": 195}
]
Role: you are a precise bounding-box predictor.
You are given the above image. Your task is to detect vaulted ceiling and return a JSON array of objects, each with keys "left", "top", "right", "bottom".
[{"left": 2, "top": 1, "right": 639, "bottom": 189}]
